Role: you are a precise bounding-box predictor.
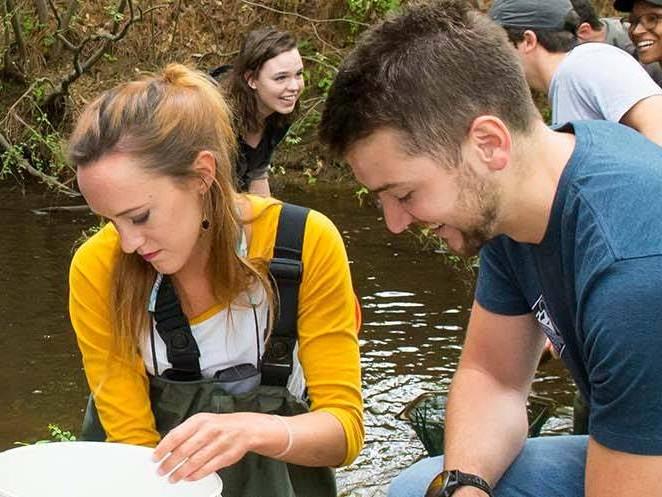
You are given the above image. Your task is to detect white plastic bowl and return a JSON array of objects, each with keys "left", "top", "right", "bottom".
[{"left": 0, "top": 442, "right": 222, "bottom": 497}]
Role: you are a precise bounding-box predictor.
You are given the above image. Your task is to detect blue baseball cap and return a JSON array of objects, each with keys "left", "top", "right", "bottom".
[{"left": 489, "top": 0, "right": 577, "bottom": 31}]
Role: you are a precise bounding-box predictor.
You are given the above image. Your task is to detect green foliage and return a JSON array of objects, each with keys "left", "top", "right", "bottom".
[
  {"left": 47, "top": 424, "right": 77, "bottom": 442},
  {"left": 43, "top": 35, "right": 56, "bottom": 48},
  {"left": 346, "top": 0, "right": 400, "bottom": 18},
  {"left": 268, "top": 163, "right": 286, "bottom": 176},
  {"left": 345, "top": 0, "right": 400, "bottom": 35},
  {"left": 303, "top": 167, "right": 318, "bottom": 185},
  {"left": 15, "top": 424, "right": 77, "bottom": 446},
  {"left": 354, "top": 186, "right": 369, "bottom": 207},
  {"left": 21, "top": 14, "right": 41, "bottom": 36},
  {"left": 285, "top": 46, "right": 340, "bottom": 147},
  {"left": 104, "top": 4, "right": 125, "bottom": 23},
  {"left": 1, "top": 84, "right": 70, "bottom": 181},
  {"left": 409, "top": 226, "right": 479, "bottom": 275}
]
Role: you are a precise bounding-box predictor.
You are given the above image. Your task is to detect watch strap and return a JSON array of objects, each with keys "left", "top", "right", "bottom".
[
  {"left": 454, "top": 470, "right": 493, "bottom": 496},
  {"left": 425, "top": 469, "right": 494, "bottom": 497}
]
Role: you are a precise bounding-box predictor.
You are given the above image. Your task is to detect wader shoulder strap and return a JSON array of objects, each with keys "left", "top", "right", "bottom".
[
  {"left": 153, "top": 275, "right": 202, "bottom": 380},
  {"left": 261, "top": 203, "right": 309, "bottom": 387}
]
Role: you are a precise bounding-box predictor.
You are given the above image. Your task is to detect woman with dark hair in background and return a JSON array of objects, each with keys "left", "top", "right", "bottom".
[{"left": 223, "top": 27, "right": 304, "bottom": 196}]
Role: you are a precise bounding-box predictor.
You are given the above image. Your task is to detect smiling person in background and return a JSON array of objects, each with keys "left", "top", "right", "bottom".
[
  {"left": 223, "top": 27, "right": 304, "bottom": 197},
  {"left": 68, "top": 63, "right": 362, "bottom": 497},
  {"left": 614, "top": 0, "right": 662, "bottom": 67},
  {"left": 571, "top": 0, "right": 662, "bottom": 85},
  {"left": 489, "top": 0, "right": 662, "bottom": 145}
]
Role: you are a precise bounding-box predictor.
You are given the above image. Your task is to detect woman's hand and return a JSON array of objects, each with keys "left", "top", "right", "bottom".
[{"left": 152, "top": 412, "right": 288, "bottom": 482}]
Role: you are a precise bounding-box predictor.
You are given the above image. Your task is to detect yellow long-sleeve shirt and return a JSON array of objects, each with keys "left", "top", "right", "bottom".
[{"left": 68, "top": 195, "right": 364, "bottom": 466}]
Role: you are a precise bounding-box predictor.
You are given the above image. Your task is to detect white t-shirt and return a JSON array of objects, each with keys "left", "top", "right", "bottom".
[
  {"left": 549, "top": 42, "right": 662, "bottom": 126},
  {"left": 141, "top": 282, "right": 306, "bottom": 400}
]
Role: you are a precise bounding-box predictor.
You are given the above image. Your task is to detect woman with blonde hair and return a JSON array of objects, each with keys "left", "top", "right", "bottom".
[{"left": 68, "top": 63, "right": 362, "bottom": 496}]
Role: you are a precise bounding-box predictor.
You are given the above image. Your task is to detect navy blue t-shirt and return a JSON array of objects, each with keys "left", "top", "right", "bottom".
[{"left": 476, "top": 120, "right": 662, "bottom": 455}]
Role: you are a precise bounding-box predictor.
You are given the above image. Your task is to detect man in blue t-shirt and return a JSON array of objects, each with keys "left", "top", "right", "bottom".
[{"left": 319, "top": 1, "right": 662, "bottom": 497}]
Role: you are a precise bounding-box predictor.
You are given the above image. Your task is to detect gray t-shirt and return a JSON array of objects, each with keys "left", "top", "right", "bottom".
[
  {"left": 601, "top": 17, "right": 662, "bottom": 87},
  {"left": 549, "top": 42, "right": 662, "bottom": 126}
]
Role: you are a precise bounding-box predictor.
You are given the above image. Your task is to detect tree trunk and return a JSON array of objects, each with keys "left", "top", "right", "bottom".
[
  {"left": 5, "top": 0, "right": 28, "bottom": 69},
  {"left": 33, "top": 0, "right": 48, "bottom": 25}
]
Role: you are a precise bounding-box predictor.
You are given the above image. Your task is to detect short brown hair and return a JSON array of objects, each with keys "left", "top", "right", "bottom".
[{"left": 319, "top": 0, "right": 539, "bottom": 164}]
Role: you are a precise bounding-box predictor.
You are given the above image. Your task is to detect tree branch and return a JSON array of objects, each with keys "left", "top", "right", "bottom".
[
  {"left": 0, "top": 130, "right": 80, "bottom": 196},
  {"left": 239, "top": 0, "right": 369, "bottom": 26},
  {"left": 5, "top": 0, "right": 28, "bottom": 66}
]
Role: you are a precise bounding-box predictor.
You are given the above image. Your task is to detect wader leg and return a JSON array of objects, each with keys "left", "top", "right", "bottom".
[{"left": 81, "top": 395, "right": 107, "bottom": 441}]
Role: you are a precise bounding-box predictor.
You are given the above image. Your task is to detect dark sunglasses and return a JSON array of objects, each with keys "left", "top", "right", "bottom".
[{"left": 622, "top": 13, "right": 662, "bottom": 33}]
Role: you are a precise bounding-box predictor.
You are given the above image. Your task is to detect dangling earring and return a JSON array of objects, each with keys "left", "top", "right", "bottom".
[{"left": 201, "top": 189, "right": 210, "bottom": 231}]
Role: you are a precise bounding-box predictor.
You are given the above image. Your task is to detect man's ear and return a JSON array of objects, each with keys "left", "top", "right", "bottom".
[
  {"left": 192, "top": 151, "right": 216, "bottom": 193},
  {"left": 576, "top": 22, "right": 592, "bottom": 41},
  {"left": 520, "top": 30, "right": 539, "bottom": 53},
  {"left": 466, "top": 115, "right": 512, "bottom": 172}
]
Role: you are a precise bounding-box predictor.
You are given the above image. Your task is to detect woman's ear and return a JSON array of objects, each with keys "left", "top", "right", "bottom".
[
  {"left": 244, "top": 71, "right": 257, "bottom": 90},
  {"left": 193, "top": 151, "right": 216, "bottom": 193}
]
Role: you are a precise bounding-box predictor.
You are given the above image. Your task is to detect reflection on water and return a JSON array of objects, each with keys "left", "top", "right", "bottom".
[{"left": 0, "top": 181, "right": 575, "bottom": 496}]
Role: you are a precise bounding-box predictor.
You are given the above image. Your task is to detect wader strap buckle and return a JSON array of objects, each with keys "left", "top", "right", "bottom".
[
  {"left": 154, "top": 275, "right": 202, "bottom": 380},
  {"left": 261, "top": 203, "right": 309, "bottom": 387}
]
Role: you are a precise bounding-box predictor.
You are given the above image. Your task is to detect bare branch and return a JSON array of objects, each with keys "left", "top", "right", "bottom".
[
  {"left": 5, "top": 0, "right": 28, "bottom": 65},
  {"left": 32, "top": 205, "right": 90, "bottom": 214},
  {"left": 0, "top": 130, "right": 80, "bottom": 196},
  {"left": 48, "top": 0, "right": 168, "bottom": 99},
  {"left": 46, "top": 0, "right": 60, "bottom": 24},
  {"left": 0, "top": 78, "right": 55, "bottom": 127},
  {"left": 167, "top": 0, "right": 181, "bottom": 54},
  {"left": 291, "top": 97, "right": 324, "bottom": 135},
  {"left": 193, "top": 50, "right": 239, "bottom": 67},
  {"left": 239, "top": 0, "right": 369, "bottom": 26},
  {"left": 301, "top": 55, "right": 339, "bottom": 74}
]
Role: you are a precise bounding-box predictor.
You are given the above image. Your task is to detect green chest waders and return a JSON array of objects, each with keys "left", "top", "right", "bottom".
[{"left": 81, "top": 204, "right": 337, "bottom": 497}]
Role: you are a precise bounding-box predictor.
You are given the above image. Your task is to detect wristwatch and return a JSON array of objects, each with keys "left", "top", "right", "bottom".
[{"left": 424, "top": 469, "right": 493, "bottom": 497}]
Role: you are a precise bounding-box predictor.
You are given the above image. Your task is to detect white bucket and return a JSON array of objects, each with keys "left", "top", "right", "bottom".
[{"left": 0, "top": 442, "right": 223, "bottom": 497}]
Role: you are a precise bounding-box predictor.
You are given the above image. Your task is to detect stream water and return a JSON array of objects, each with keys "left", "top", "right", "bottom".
[{"left": 0, "top": 180, "right": 576, "bottom": 496}]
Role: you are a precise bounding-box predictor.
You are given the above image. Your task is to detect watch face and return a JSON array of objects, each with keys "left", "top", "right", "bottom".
[{"left": 424, "top": 472, "right": 451, "bottom": 497}]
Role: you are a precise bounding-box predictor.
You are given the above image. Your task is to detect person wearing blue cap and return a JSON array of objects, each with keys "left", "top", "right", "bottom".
[
  {"left": 614, "top": 0, "right": 662, "bottom": 67},
  {"left": 571, "top": 0, "right": 662, "bottom": 86},
  {"left": 319, "top": 1, "right": 662, "bottom": 496},
  {"left": 489, "top": 0, "right": 662, "bottom": 145}
]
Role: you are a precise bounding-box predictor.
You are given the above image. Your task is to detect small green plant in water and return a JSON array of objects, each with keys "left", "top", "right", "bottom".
[
  {"left": 47, "top": 424, "right": 77, "bottom": 442},
  {"left": 303, "top": 167, "right": 318, "bottom": 185},
  {"left": 354, "top": 186, "right": 369, "bottom": 207},
  {"left": 15, "top": 424, "right": 77, "bottom": 446}
]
